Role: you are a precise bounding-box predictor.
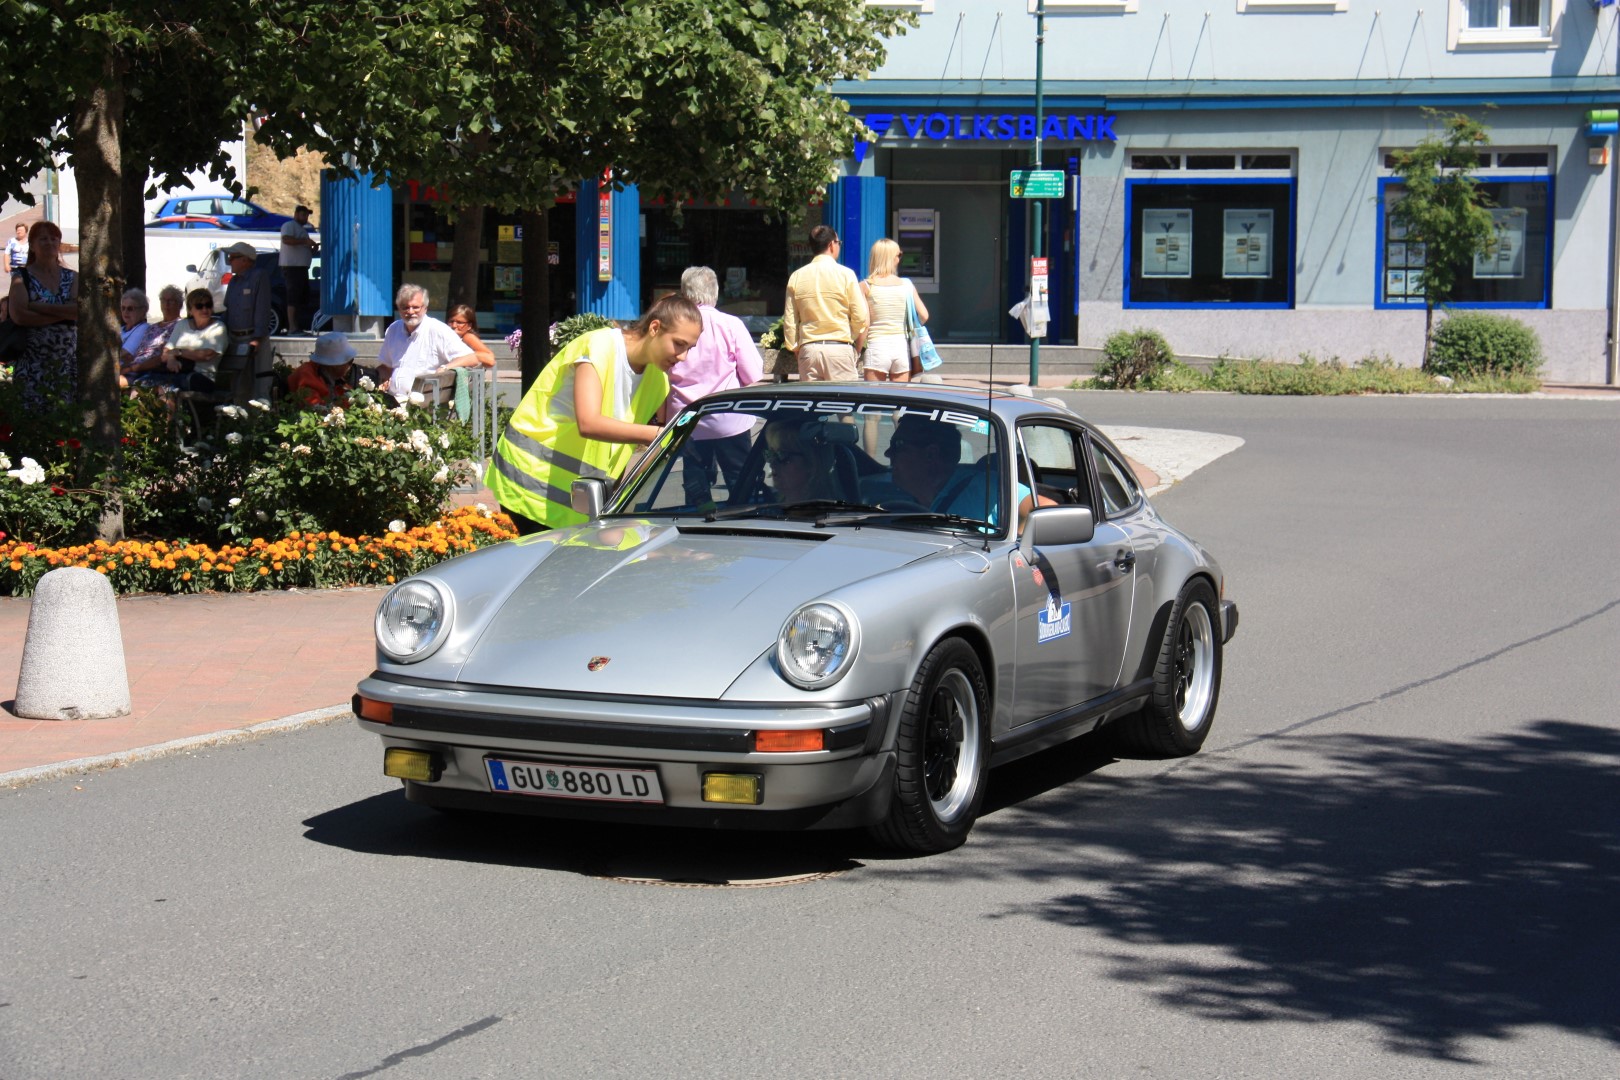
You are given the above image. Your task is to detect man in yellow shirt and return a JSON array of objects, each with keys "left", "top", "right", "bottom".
[{"left": 782, "top": 225, "right": 869, "bottom": 382}]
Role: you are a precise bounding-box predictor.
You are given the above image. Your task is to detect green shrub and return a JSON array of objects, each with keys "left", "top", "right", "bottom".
[
  {"left": 1428, "top": 312, "right": 1543, "bottom": 378},
  {"left": 1095, "top": 328, "right": 1175, "bottom": 389},
  {"left": 1142, "top": 360, "right": 1209, "bottom": 393},
  {"left": 550, "top": 312, "right": 616, "bottom": 350}
]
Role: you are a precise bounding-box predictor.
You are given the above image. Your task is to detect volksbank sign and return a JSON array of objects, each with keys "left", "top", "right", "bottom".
[{"left": 855, "top": 111, "right": 1118, "bottom": 161}]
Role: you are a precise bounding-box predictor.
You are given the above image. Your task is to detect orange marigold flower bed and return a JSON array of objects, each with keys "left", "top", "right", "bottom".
[{"left": 0, "top": 506, "right": 516, "bottom": 597}]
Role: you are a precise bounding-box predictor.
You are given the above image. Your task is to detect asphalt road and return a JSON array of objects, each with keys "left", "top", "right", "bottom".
[{"left": 3, "top": 394, "right": 1617, "bottom": 1079}]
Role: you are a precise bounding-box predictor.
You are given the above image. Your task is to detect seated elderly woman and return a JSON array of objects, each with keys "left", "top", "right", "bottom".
[
  {"left": 120, "top": 285, "right": 184, "bottom": 389},
  {"left": 129, "top": 288, "right": 225, "bottom": 393}
]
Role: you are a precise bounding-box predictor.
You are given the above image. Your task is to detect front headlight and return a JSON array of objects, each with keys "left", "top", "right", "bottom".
[
  {"left": 376, "top": 579, "right": 452, "bottom": 662},
  {"left": 776, "top": 602, "right": 858, "bottom": 690}
]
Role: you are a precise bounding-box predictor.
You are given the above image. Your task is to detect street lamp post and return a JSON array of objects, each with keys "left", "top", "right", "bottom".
[{"left": 1030, "top": 0, "right": 1046, "bottom": 385}]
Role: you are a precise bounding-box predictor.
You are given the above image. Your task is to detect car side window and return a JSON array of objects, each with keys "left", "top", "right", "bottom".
[
  {"left": 218, "top": 199, "right": 253, "bottom": 216},
  {"left": 1017, "top": 422, "right": 1090, "bottom": 509},
  {"left": 1090, "top": 439, "right": 1141, "bottom": 517}
]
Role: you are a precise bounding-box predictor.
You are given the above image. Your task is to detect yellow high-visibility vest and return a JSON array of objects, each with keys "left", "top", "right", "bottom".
[{"left": 484, "top": 327, "right": 670, "bottom": 529}]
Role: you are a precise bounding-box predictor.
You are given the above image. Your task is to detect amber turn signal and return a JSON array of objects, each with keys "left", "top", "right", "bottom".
[
  {"left": 353, "top": 695, "right": 393, "bottom": 724},
  {"left": 753, "top": 729, "right": 825, "bottom": 753}
]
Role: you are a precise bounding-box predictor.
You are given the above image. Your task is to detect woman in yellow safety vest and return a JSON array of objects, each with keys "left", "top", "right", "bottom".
[{"left": 486, "top": 293, "right": 703, "bottom": 535}]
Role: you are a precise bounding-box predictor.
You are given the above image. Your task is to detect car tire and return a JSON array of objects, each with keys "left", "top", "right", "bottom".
[
  {"left": 870, "top": 637, "right": 989, "bottom": 854},
  {"left": 1113, "top": 578, "right": 1222, "bottom": 757}
]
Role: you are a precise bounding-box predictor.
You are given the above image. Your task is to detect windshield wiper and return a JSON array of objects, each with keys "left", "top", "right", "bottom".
[
  {"left": 819, "top": 509, "right": 989, "bottom": 530},
  {"left": 704, "top": 500, "right": 876, "bottom": 523}
]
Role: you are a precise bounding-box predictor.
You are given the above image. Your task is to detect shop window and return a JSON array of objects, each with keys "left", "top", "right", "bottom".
[
  {"left": 1238, "top": 0, "right": 1347, "bottom": 10},
  {"left": 1124, "top": 179, "right": 1295, "bottom": 308},
  {"left": 1376, "top": 176, "right": 1551, "bottom": 309},
  {"left": 1242, "top": 153, "right": 1293, "bottom": 170},
  {"left": 1031, "top": 1, "right": 1138, "bottom": 12},
  {"left": 640, "top": 205, "right": 789, "bottom": 327},
  {"left": 1133, "top": 151, "right": 1294, "bottom": 173},
  {"left": 1131, "top": 154, "right": 1180, "bottom": 170},
  {"left": 1448, "top": 0, "right": 1562, "bottom": 48}
]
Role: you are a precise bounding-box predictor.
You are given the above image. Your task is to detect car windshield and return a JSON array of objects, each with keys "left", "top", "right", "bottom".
[{"left": 610, "top": 393, "right": 1012, "bottom": 536}]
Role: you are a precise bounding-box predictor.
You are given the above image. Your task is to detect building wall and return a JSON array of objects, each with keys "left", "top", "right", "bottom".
[{"left": 846, "top": 0, "right": 1620, "bottom": 381}]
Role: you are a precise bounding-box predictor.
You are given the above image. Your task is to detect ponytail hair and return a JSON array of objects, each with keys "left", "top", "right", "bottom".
[{"left": 626, "top": 293, "right": 701, "bottom": 338}]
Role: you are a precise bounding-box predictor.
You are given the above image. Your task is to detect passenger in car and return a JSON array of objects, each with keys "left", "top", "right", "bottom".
[{"left": 886, "top": 416, "right": 1044, "bottom": 529}]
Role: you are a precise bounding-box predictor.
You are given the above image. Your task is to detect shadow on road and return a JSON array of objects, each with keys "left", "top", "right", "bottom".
[
  {"left": 960, "top": 718, "right": 1620, "bottom": 1061},
  {"left": 302, "top": 790, "right": 871, "bottom": 884}
]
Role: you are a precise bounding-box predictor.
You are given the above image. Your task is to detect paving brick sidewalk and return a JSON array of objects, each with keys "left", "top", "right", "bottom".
[{"left": 0, "top": 587, "right": 383, "bottom": 778}]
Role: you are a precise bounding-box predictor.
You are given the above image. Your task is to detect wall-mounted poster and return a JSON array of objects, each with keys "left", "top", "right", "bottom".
[
  {"left": 1386, "top": 242, "right": 1408, "bottom": 268},
  {"left": 1385, "top": 269, "right": 1407, "bottom": 298},
  {"left": 1142, "top": 208, "right": 1192, "bottom": 278},
  {"left": 1222, "top": 209, "right": 1272, "bottom": 278},
  {"left": 1475, "top": 207, "right": 1527, "bottom": 279},
  {"left": 1407, "top": 241, "right": 1426, "bottom": 267}
]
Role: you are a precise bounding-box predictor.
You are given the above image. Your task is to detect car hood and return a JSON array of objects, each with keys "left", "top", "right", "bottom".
[{"left": 454, "top": 521, "right": 943, "bottom": 698}]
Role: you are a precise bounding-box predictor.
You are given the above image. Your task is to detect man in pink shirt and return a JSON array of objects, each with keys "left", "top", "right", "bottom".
[{"left": 669, "top": 266, "right": 765, "bottom": 505}]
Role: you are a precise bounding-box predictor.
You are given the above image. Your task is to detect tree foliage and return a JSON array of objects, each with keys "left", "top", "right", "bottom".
[
  {"left": 1387, "top": 110, "right": 1499, "bottom": 368},
  {"left": 0, "top": 1, "right": 912, "bottom": 533}
]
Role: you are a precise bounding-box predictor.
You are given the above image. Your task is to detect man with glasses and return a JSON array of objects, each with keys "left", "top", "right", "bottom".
[
  {"left": 375, "top": 283, "right": 473, "bottom": 402},
  {"left": 781, "top": 224, "right": 868, "bottom": 383}
]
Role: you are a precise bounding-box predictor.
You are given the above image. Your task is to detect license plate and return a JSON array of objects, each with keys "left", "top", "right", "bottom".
[{"left": 485, "top": 757, "right": 664, "bottom": 804}]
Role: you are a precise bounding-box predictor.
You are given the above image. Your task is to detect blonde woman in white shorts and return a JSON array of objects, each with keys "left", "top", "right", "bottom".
[{"left": 859, "top": 237, "right": 929, "bottom": 382}]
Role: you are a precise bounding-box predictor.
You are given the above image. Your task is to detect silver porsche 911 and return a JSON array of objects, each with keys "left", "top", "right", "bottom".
[{"left": 355, "top": 383, "right": 1237, "bottom": 853}]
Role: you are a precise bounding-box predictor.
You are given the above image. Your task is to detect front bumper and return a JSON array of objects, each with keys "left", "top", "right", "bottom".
[{"left": 355, "top": 675, "right": 899, "bottom": 830}]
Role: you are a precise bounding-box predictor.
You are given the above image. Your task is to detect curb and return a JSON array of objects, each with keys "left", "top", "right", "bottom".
[{"left": 0, "top": 703, "right": 353, "bottom": 791}]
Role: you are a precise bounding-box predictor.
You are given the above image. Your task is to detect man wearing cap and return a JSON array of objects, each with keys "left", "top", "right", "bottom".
[
  {"left": 287, "top": 330, "right": 365, "bottom": 407},
  {"left": 781, "top": 224, "right": 868, "bottom": 382},
  {"left": 222, "top": 240, "right": 272, "bottom": 404},
  {"left": 278, "top": 205, "right": 318, "bottom": 334},
  {"left": 375, "top": 283, "right": 473, "bottom": 401}
]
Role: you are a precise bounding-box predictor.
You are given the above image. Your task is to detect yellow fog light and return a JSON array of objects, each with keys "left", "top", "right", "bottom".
[
  {"left": 384, "top": 748, "right": 440, "bottom": 783},
  {"left": 702, "top": 773, "right": 763, "bottom": 805}
]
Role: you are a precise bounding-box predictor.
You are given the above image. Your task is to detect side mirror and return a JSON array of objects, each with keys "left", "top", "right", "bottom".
[
  {"left": 1019, "top": 506, "right": 1095, "bottom": 559},
  {"left": 570, "top": 478, "right": 607, "bottom": 520},
  {"left": 185, "top": 264, "right": 197, "bottom": 273}
]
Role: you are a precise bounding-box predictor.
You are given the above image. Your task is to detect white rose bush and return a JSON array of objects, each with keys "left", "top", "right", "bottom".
[{"left": 1, "top": 374, "right": 512, "bottom": 596}]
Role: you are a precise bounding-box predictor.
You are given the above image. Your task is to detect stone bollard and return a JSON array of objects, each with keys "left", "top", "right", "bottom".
[{"left": 14, "top": 567, "right": 132, "bottom": 720}]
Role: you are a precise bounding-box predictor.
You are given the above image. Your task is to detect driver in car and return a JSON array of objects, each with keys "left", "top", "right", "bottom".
[{"left": 764, "top": 422, "right": 841, "bottom": 505}]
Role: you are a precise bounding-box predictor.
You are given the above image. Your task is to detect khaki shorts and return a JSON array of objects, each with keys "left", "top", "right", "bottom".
[{"left": 798, "top": 341, "right": 859, "bottom": 382}]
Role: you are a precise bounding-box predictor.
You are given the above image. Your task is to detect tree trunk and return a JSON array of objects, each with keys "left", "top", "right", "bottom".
[
  {"left": 519, "top": 206, "right": 552, "bottom": 391},
  {"left": 119, "top": 157, "right": 146, "bottom": 293},
  {"left": 71, "top": 51, "right": 127, "bottom": 541},
  {"left": 1423, "top": 301, "right": 1435, "bottom": 371},
  {"left": 447, "top": 203, "right": 484, "bottom": 311}
]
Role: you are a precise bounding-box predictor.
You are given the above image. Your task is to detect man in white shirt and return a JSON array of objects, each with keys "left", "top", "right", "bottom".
[
  {"left": 278, "top": 205, "right": 317, "bottom": 334},
  {"left": 375, "top": 284, "right": 473, "bottom": 400}
]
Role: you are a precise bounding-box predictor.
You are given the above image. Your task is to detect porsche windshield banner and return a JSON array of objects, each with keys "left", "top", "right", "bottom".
[{"left": 685, "top": 398, "right": 986, "bottom": 430}]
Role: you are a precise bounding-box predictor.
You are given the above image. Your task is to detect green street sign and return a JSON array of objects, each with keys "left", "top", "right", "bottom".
[{"left": 1010, "top": 169, "right": 1066, "bottom": 199}]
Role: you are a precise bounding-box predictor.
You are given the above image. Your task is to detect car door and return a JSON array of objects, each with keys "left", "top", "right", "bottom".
[{"left": 1008, "top": 419, "right": 1136, "bottom": 726}]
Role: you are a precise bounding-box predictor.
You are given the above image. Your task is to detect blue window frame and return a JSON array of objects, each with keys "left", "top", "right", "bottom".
[
  {"left": 1124, "top": 178, "right": 1296, "bottom": 309},
  {"left": 1375, "top": 175, "right": 1552, "bottom": 309}
]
